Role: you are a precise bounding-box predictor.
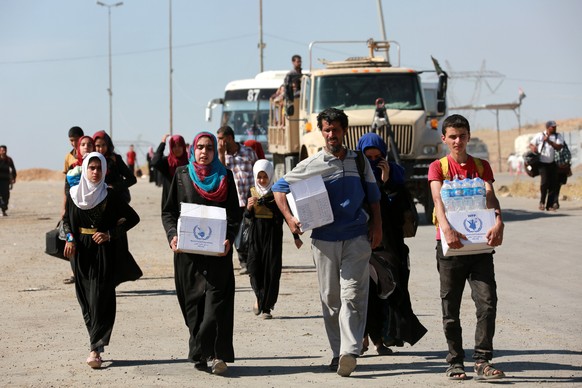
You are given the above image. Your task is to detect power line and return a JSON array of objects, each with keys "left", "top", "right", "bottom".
[{"left": 0, "top": 33, "right": 256, "bottom": 65}]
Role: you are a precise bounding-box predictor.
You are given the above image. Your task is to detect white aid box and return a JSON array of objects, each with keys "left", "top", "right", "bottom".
[
  {"left": 177, "top": 203, "right": 227, "bottom": 255},
  {"left": 286, "top": 175, "right": 334, "bottom": 232},
  {"left": 440, "top": 209, "right": 496, "bottom": 256}
]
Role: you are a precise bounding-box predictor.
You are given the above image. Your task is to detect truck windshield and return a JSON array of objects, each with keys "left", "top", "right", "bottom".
[
  {"left": 313, "top": 73, "right": 423, "bottom": 112},
  {"left": 222, "top": 88, "right": 277, "bottom": 142}
]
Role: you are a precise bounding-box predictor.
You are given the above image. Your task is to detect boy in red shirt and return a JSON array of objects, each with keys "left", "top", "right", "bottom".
[{"left": 428, "top": 114, "right": 505, "bottom": 381}]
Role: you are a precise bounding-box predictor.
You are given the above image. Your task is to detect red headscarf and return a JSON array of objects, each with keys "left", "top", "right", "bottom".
[
  {"left": 92, "top": 130, "right": 115, "bottom": 157},
  {"left": 167, "top": 135, "right": 189, "bottom": 176},
  {"left": 71, "top": 136, "right": 95, "bottom": 168},
  {"left": 244, "top": 139, "right": 265, "bottom": 159}
]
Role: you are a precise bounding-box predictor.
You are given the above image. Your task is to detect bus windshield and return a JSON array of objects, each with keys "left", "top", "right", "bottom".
[
  {"left": 313, "top": 73, "right": 424, "bottom": 112},
  {"left": 221, "top": 88, "right": 276, "bottom": 142}
]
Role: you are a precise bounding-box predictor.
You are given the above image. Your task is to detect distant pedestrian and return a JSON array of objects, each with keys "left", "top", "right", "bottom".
[
  {"left": 0, "top": 145, "right": 17, "bottom": 217},
  {"left": 529, "top": 120, "right": 564, "bottom": 211},
  {"left": 244, "top": 139, "right": 266, "bottom": 160},
  {"left": 151, "top": 133, "right": 189, "bottom": 209},
  {"left": 126, "top": 144, "right": 137, "bottom": 175},
  {"left": 146, "top": 146, "right": 156, "bottom": 183}
]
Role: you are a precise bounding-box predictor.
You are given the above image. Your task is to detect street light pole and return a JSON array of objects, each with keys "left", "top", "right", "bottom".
[
  {"left": 97, "top": 1, "right": 123, "bottom": 139},
  {"left": 169, "top": 0, "right": 174, "bottom": 135}
]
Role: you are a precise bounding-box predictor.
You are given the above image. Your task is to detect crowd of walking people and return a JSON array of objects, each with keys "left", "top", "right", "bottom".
[{"left": 44, "top": 108, "right": 511, "bottom": 380}]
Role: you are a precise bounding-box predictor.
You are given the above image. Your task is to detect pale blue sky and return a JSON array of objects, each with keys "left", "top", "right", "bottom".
[{"left": 1, "top": 0, "right": 581, "bottom": 170}]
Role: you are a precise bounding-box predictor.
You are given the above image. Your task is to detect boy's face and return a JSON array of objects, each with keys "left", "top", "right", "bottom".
[
  {"left": 442, "top": 126, "right": 470, "bottom": 155},
  {"left": 69, "top": 136, "right": 81, "bottom": 148}
]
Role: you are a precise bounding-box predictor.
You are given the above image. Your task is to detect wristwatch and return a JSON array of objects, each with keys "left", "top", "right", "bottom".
[{"left": 66, "top": 233, "right": 75, "bottom": 243}]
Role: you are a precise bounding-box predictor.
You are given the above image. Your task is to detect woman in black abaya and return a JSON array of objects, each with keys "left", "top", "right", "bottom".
[{"left": 62, "top": 152, "right": 140, "bottom": 369}]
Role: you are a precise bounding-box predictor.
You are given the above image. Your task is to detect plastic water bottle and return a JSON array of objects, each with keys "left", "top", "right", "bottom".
[
  {"left": 440, "top": 180, "right": 453, "bottom": 212},
  {"left": 461, "top": 179, "right": 474, "bottom": 211},
  {"left": 473, "top": 177, "right": 486, "bottom": 209},
  {"left": 451, "top": 178, "right": 464, "bottom": 212}
]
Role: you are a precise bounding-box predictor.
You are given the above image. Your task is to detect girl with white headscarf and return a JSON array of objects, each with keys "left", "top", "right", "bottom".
[
  {"left": 62, "top": 152, "right": 141, "bottom": 369},
  {"left": 245, "top": 159, "right": 302, "bottom": 320}
]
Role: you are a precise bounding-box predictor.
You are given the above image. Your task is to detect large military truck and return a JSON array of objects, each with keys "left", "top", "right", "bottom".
[{"left": 267, "top": 39, "right": 448, "bottom": 220}]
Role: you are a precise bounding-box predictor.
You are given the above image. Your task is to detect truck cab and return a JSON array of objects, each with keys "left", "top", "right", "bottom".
[{"left": 268, "top": 39, "right": 448, "bottom": 220}]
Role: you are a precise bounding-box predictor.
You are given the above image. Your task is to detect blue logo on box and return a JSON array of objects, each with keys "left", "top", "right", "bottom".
[
  {"left": 463, "top": 214, "right": 483, "bottom": 233},
  {"left": 193, "top": 225, "right": 212, "bottom": 240}
]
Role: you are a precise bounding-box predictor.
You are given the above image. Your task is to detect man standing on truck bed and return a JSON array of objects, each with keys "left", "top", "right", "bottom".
[
  {"left": 272, "top": 108, "right": 382, "bottom": 377},
  {"left": 217, "top": 125, "right": 258, "bottom": 274},
  {"left": 284, "top": 54, "right": 302, "bottom": 115}
]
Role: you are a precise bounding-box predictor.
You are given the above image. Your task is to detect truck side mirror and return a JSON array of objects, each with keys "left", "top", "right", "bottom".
[
  {"left": 205, "top": 107, "right": 213, "bottom": 122},
  {"left": 436, "top": 74, "right": 448, "bottom": 116}
]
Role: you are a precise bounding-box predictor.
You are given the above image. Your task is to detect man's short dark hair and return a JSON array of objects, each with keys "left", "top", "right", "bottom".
[
  {"left": 68, "top": 126, "right": 84, "bottom": 138},
  {"left": 441, "top": 114, "right": 470, "bottom": 135},
  {"left": 0, "top": 145, "right": 6, "bottom": 151},
  {"left": 217, "top": 125, "right": 235, "bottom": 139},
  {"left": 317, "top": 108, "right": 349, "bottom": 130},
  {"left": 292, "top": 55, "right": 301, "bottom": 62}
]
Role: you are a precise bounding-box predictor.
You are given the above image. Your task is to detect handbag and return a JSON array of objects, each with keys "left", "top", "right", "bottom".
[
  {"left": 45, "top": 227, "right": 67, "bottom": 261},
  {"left": 523, "top": 150, "right": 541, "bottom": 177},
  {"left": 234, "top": 216, "right": 251, "bottom": 255}
]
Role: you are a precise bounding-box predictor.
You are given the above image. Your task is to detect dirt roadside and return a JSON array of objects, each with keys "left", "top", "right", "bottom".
[{"left": 0, "top": 178, "right": 581, "bottom": 387}]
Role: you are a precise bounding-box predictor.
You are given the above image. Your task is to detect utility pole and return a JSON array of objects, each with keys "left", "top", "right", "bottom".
[
  {"left": 97, "top": 1, "right": 123, "bottom": 139},
  {"left": 258, "top": 0, "right": 265, "bottom": 72},
  {"left": 169, "top": 0, "right": 174, "bottom": 135}
]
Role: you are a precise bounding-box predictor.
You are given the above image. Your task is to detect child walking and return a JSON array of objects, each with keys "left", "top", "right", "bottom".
[{"left": 245, "top": 160, "right": 301, "bottom": 319}]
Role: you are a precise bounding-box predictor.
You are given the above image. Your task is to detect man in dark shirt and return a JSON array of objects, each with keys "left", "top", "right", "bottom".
[{"left": 0, "top": 145, "right": 17, "bottom": 216}]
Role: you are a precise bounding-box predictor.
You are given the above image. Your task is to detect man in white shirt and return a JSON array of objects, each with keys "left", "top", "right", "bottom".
[{"left": 529, "top": 120, "right": 564, "bottom": 211}]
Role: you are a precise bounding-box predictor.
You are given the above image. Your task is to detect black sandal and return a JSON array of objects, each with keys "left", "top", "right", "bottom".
[
  {"left": 446, "top": 363, "right": 467, "bottom": 380},
  {"left": 474, "top": 361, "right": 505, "bottom": 380}
]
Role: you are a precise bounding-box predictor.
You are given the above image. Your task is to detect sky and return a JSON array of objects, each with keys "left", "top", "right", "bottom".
[{"left": 1, "top": 0, "right": 581, "bottom": 170}]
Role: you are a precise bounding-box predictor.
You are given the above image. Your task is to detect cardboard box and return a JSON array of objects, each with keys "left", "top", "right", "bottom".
[
  {"left": 286, "top": 175, "right": 334, "bottom": 232},
  {"left": 177, "top": 203, "right": 227, "bottom": 255},
  {"left": 440, "top": 209, "right": 496, "bottom": 256}
]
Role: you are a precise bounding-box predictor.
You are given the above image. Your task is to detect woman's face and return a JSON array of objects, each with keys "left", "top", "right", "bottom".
[
  {"left": 256, "top": 171, "right": 269, "bottom": 188},
  {"left": 194, "top": 136, "right": 214, "bottom": 165},
  {"left": 364, "top": 147, "right": 383, "bottom": 161},
  {"left": 172, "top": 143, "right": 185, "bottom": 158},
  {"left": 87, "top": 159, "right": 103, "bottom": 184},
  {"left": 94, "top": 138, "right": 108, "bottom": 155},
  {"left": 79, "top": 138, "right": 94, "bottom": 157}
]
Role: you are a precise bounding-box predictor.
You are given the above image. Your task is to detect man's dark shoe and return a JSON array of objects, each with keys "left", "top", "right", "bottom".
[{"left": 329, "top": 356, "right": 339, "bottom": 371}]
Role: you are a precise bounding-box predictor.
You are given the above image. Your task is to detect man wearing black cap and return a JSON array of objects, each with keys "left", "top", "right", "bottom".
[{"left": 529, "top": 120, "right": 564, "bottom": 211}]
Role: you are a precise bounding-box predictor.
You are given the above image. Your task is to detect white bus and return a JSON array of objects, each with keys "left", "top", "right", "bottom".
[{"left": 206, "top": 70, "right": 287, "bottom": 158}]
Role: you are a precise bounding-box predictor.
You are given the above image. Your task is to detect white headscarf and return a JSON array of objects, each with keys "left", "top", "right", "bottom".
[
  {"left": 70, "top": 152, "right": 109, "bottom": 210},
  {"left": 253, "top": 159, "right": 274, "bottom": 196}
]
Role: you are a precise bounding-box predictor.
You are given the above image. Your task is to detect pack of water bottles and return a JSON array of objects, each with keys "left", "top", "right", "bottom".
[{"left": 440, "top": 177, "right": 486, "bottom": 213}]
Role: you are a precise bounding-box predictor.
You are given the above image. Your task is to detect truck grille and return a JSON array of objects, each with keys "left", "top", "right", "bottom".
[{"left": 345, "top": 125, "right": 413, "bottom": 155}]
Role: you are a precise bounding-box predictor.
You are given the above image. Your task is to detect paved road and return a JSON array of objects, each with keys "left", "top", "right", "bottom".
[{"left": 0, "top": 179, "right": 580, "bottom": 387}]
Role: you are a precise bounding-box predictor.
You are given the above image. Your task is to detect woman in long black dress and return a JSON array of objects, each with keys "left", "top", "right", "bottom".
[
  {"left": 62, "top": 152, "right": 140, "bottom": 369},
  {"left": 357, "top": 133, "right": 427, "bottom": 354},
  {"left": 161, "top": 132, "right": 241, "bottom": 375},
  {"left": 151, "top": 133, "right": 188, "bottom": 208}
]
